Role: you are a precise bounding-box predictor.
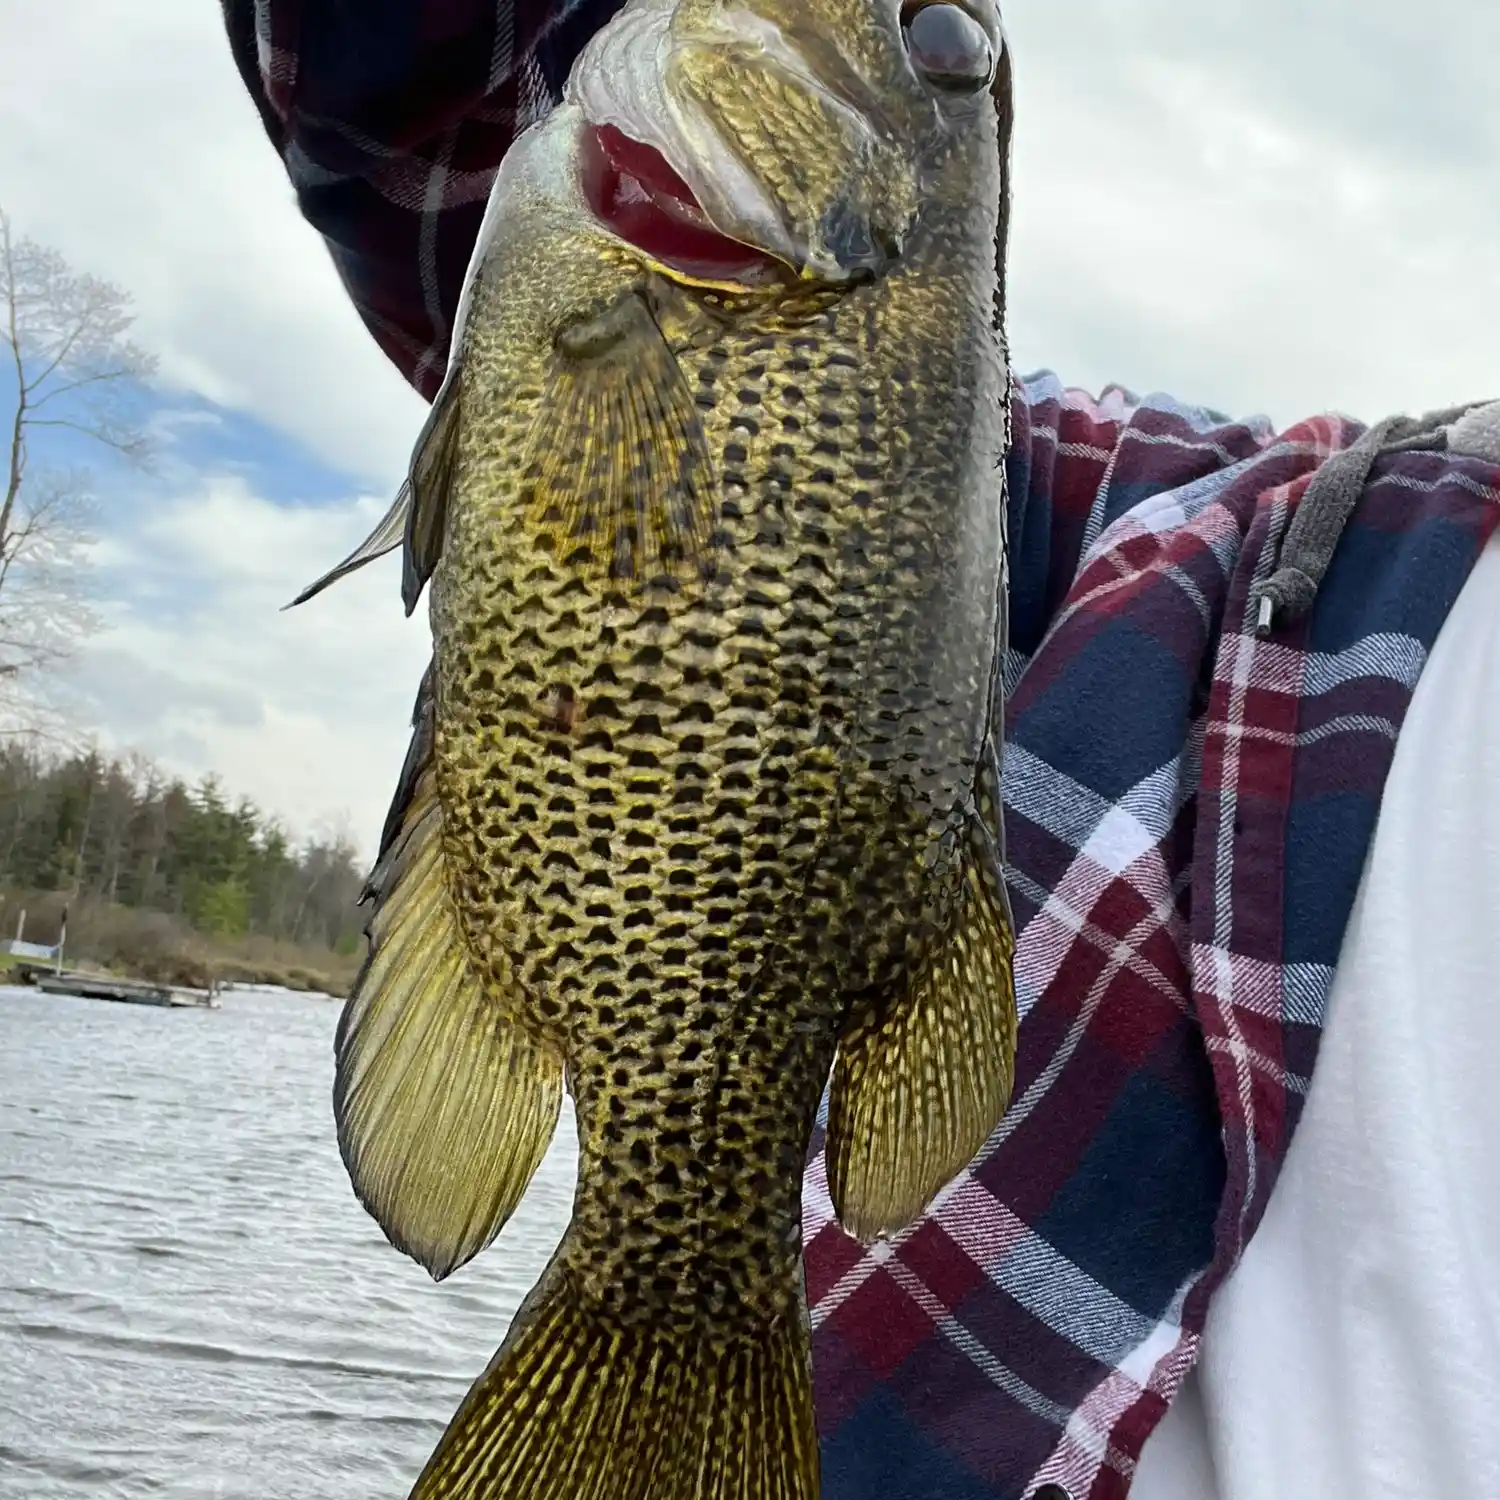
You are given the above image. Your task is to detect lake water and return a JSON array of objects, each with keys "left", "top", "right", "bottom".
[{"left": 0, "top": 985, "right": 578, "bottom": 1499}]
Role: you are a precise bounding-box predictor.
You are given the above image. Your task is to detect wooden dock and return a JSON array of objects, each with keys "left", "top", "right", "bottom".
[{"left": 12, "top": 964, "right": 219, "bottom": 1010}]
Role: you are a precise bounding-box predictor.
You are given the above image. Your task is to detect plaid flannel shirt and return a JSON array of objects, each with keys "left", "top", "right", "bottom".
[
  {"left": 806, "top": 381, "right": 1500, "bottom": 1497},
  {"left": 225, "top": 5, "right": 1500, "bottom": 1495},
  {"left": 222, "top": 0, "right": 628, "bottom": 397}
]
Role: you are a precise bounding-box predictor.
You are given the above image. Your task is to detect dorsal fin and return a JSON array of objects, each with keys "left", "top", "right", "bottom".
[
  {"left": 287, "top": 367, "right": 463, "bottom": 612},
  {"left": 400, "top": 371, "right": 462, "bottom": 615},
  {"left": 284, "top": 483, "right": 409, "bottom": 609}
]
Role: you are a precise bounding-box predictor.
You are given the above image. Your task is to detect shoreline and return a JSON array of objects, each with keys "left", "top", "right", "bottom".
[
  {"left": 1, "top": 955, "right": 354, "bottom": 999},
  {"left": 1, "top": 895, "right": 361, "bottom": 1000}
]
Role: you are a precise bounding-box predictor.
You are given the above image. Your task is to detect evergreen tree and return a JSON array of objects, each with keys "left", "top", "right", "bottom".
[{"left": 0, "top": 742, "right": 364, "bottom": 953}]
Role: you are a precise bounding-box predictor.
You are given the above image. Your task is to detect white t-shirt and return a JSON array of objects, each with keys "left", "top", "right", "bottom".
[{"left": 1132, "top": 516, "right": 1500, "bottom": 1498}]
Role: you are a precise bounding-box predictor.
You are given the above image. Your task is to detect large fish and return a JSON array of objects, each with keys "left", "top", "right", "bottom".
[{"left": 299, "top": 0, "right": 1017, "bottom": 1495}]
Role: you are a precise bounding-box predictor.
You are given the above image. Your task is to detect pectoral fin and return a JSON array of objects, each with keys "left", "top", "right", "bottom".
[
  {"left": 526, "top": 290, "right": 718, "bottom": 584},
  {"left": 826, "top": 759, "right": 1017, "bottom": 1242},
  {"left": 335, "top": 670, "right": 563, "bottom": 1280}
]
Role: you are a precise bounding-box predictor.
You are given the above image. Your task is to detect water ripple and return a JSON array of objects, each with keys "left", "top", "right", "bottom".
[{"left": 0, "top": 986, "right": 577, "bottom": 1499}]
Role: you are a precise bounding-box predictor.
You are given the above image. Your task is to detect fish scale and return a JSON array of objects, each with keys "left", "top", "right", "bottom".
[
  {"left": 305, "top": 2, "right": 1017, "bottom": 1495},
  {"left": 439, "top": 282, "right": 889, "bottom": 1325}
]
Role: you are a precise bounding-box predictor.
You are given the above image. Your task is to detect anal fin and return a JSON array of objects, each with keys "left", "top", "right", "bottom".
[
  {"left": 826, "top": 815, "right": 1017, "bottom": 1242},
  {"left": 335, "top": 669, "right": 563, "bottom": 1280}
]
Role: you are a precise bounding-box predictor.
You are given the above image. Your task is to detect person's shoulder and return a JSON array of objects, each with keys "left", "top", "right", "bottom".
[{"left": 1009, "top": 368, "right": 1276, "bottom": 521}]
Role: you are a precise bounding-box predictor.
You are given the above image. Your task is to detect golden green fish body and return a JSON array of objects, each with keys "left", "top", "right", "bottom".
[
  {"left": 437, "top": 113, "right": 1008, "bottom": 1317},
  {"left": 319, "top": 2, "right": 1018, "bottom": 1495}
]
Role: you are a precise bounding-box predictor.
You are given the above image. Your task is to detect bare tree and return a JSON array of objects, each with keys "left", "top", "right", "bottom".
[{"left": 0, "top": 207, "right": 156, "bottom": 732}]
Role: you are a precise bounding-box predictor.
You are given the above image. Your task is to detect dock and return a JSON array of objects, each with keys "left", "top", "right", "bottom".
[{"left": 11, "top": 964, "right": 219, "bottom": 1010}]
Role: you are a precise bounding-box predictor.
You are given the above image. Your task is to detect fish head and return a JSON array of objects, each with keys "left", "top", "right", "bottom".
[
  {"left": 570, "top": 0, "right": 1010, "bottom": 285},
  {"left": 287, "top": 0, "right": 1016, "bottom": 608}
]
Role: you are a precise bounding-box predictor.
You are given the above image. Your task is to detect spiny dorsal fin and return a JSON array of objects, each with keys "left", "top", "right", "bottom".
[
  {"left": 373, "top": 661, "right": 437, "bottom": 871},
  {"left": 285, "top": 483, "right": 409, "bottom": 609},
  {"left": 336, "top": 666, "right": 562, "bottom": 1281},
  {"left": 525, "top": 290, "right": 719, "bottom": 585},
  {"left": 286, "top": 366, "right": 462, "bottom": 612},
  {"left": 826, "top": 743, "right": 1017, "bottom": 1241},
  {"left": 401, "top": 371, "right": 462, "bottom": 615}
]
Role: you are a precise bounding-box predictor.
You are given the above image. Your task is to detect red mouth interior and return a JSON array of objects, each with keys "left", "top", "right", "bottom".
[{"left": 581, "top": 123, "right": 778, "bottom": 282}]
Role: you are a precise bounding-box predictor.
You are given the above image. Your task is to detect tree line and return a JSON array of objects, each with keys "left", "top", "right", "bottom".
[
  {"left": 0, "top": 210, "right": 366, "bottom": 976},
  {"left": 0, "top": 741, "right": 364, "bottom": 953}
]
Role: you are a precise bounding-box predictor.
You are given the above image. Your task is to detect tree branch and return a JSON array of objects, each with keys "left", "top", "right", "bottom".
[
  {"left": 0, "top": 207, "right": 153, "bottom": 731},
  {"left": 27, "top": 366, "right": 139, "bottom": 410},
  {"left": 2, "top": 239, "right": 27, "bottom": 562},
  {"left": 26, "top": 418, "right": 145, "bottom": 456}
]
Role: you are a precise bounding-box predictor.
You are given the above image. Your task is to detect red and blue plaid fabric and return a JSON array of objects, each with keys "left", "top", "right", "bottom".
[
  {"left": 804, "top": 377, "right": 1500, "bottom": 1498},
  {"left": 223, "top": 7, "right": 1500, "bottom": 1496},
  {"left": 222, "top": 0, "right": 627, "bottom": 397}
]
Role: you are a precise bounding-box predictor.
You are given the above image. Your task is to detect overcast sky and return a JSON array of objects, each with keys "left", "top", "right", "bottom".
[{"left": 1, "top": 0, "right": 1496, "bottom": 853}]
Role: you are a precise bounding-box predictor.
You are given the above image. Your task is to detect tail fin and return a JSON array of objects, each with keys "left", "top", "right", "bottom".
[{"left": 409, "top": 1268, "right": 818, "bottom": 1500}]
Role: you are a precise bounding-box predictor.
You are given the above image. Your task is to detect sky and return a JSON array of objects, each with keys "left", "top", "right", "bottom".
[{"left": 1, "top": 0, "right": 1496, "bottom": 855}]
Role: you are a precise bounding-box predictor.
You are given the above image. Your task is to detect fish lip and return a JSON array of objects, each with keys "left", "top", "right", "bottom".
[
  {"left": 568, "top": 2, "right": 801, "bottom": 277},
  {"left": 578, "top": 120, "right": 789, "bottom": 288},
  {"left": 566, "top": 0, "right": 892, "bottom": 283}
]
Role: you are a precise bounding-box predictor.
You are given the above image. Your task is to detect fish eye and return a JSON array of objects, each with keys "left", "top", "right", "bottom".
[{"left": 901, "top": 2, "right": 996, "bottom": 93}]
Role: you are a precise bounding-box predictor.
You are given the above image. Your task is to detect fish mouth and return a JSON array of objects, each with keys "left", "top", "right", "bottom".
[
  {"left": 579, "top": 122, "right": 784, "bottom": 286},
  {"left": 568, "top": 0, "right": 915, "bottom": 285}
]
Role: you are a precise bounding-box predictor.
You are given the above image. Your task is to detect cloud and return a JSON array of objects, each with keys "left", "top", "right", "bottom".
[
  {"left": 69, "top": 471, "right": 432, "bottom": 854},
  {"left": 1003, "top": 0, "right": 1500, "bottom": 426},
  {"left": 6, "top": 0, "right": 1497, "bottom": 847},
  {"left": 0, "top": 0, "right": 426, "bottom": 490}
]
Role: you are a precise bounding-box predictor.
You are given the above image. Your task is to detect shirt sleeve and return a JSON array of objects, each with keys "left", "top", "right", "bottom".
[{"left": 220, "top": 0, "right": 625, "bottom": 399}]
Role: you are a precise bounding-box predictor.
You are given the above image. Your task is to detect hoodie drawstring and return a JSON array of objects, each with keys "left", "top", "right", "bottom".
[{"left": 1253, "top": 403, "right": 1488, "bottom": 637}]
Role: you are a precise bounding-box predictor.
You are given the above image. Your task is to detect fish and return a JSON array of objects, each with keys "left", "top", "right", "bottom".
[{"left": 297, "top": 0, "right": 1018, "bottom": 1495}]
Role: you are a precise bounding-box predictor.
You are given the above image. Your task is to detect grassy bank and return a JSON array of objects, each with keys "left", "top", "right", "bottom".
[{"left": 0, "top": 890, "right": 362, "bottom": 998}]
